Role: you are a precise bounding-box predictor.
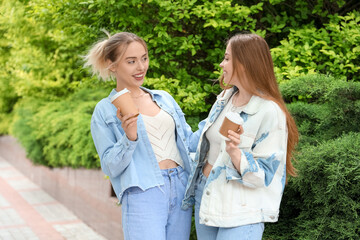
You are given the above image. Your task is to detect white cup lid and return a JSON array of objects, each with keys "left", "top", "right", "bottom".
[
  {"left": 225, "top": 112, "right": 244, "bottom": 125},
  {"left": 110, "top": 88, "right": 130, "bottom": 103}
]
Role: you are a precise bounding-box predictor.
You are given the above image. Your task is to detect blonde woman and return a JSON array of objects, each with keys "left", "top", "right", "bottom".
[{"left": 85, "top": 32, "right": 202, "bottom": 240}]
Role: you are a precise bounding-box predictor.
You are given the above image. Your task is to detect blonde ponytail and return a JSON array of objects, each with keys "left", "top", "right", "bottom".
[
  {"left": 83, "top": 31, "right": 147, "bottom": 81},
  {"left": 84, "top": 39, "right": 111, "bottom": 80}
]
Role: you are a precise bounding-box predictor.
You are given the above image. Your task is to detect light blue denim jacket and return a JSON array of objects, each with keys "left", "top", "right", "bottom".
[
  {"left": 182, "top": 87, "right": 288, "bottom": 227},
  {"left": 91, "top": 87, "right": 203, "bottom": 202}
]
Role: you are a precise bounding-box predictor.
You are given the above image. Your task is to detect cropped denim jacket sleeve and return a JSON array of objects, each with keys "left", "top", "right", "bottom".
[{"left": 90, "top": 87, "right": 204, "bottom": 202}]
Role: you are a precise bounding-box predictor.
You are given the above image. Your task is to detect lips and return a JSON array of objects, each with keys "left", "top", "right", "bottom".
[{"left": 133, "top": 73, "right": 145, "bottom": 81}]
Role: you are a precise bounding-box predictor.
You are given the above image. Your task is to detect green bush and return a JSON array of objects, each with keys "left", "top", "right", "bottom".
[
  {"left": 1, "top": 0, "right": 355, "bottom": 111},
  {"left": 280, "top": 74, "right": 360, "bottom": 147},
  {"left": 10, "top": 98, "right": 46, "bottom": 165},
  {"left": 264, "top": 132, "right": 360, "bottom": 239},
  {"left": 10, "top": 86, "right": 110, "bottom": 168},
  {"left": 272, "top": 11, "right": 360, "bottom": 82}
]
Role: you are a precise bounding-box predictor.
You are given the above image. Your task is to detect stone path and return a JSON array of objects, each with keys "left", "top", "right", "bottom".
[{"left": 0, "top": 156, "right": 107, "bottom": 240}]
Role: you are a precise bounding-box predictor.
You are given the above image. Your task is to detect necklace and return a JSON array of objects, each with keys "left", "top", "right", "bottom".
[
  {"left": 131, "top": 91, "right": 147, "bottom": 98},
  {"left": 231, "top": 91, "right": 246, "bottom": 111}
]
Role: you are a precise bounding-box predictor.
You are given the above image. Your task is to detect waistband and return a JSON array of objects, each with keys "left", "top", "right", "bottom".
[{"left": 160, "top": 165, "right": 184, "bottom": 177}]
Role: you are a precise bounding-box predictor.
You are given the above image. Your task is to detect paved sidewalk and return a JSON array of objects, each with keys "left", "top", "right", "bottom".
[{"left": 0, "top": 156, "right": 107, "bottom": 240}]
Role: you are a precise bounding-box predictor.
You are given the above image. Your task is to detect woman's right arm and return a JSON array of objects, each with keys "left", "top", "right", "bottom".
[{"left": 90, "top": 106, "right": 138, "bottom": 179}]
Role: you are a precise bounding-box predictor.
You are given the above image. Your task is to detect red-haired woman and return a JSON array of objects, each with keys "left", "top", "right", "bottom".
[{"left": 181, "top": 33, "right": 298, "bottom": 240}]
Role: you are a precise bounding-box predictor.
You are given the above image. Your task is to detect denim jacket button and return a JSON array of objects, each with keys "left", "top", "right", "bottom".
[
  {"left": 211, "top": 170, "right": 215, "bottom": 174},
  {"left": 206, "top": 191, "right": 210, "bottom": 195}
]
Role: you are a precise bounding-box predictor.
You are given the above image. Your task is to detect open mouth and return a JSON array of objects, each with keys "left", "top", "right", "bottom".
[{"left": 134, "top": 73, "right": 144, "bottom": 80}]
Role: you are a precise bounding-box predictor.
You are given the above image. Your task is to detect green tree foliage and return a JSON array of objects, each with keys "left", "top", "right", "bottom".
[
  {"left": 272, "top": 11, "right": 360, "bottom": 81},
  {"left": 1, "top": 0, "right": 358, "bottom": 115}
]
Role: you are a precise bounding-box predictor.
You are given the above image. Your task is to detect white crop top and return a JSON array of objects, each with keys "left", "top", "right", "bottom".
[{"left": 142, "top": 109, "right": 184, "bottom": 168}]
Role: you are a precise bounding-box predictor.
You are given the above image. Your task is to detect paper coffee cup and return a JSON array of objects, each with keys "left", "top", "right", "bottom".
[
  {"left": 111, "top": 88, "right": 139, "bottom": 117},
  {"left": 219, "top": 112, "right": 244, "bottom": 141}
]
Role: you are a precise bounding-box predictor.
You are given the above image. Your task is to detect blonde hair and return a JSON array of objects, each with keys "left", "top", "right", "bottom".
[
  {"left": 83, "top": 31, "right": 147, "bottom": 81},
  {"left": 221, "top": 33, "right": 299, "bottom": 178}
]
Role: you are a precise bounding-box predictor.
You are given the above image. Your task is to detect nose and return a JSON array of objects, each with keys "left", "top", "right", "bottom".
[
  {"left": 137, "top": 61, "right": 145, "bottom": 71},
  {"left": 219, "top": 60, "right": 224, "bottom": 68}
]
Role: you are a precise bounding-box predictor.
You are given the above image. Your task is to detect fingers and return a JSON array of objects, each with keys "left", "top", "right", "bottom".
[
  {"left": 226, "top": 130, "right": 241, "bottom": 145},
  {"left": 237, "top": 125, "right": 244, "bottom": 135},
  {"left": 116, "top": 108, "right": 123, "bottom": 120},
  {"left": 122, "top": 115, "right": 138, "bottom": 128},
  {"left": 117, "top": 109, "right": 136, "bottom": 122}
]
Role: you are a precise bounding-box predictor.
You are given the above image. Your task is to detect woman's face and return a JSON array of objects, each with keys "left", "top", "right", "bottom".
[
  {"left": 220, "top": 43, "right": 246, "bottom": 88},
  {"left": 111, "top": 41, "right": 149, "bottom": 90},
  {"left": 220, "top": 44, "right": 237, "bottom": 86}
]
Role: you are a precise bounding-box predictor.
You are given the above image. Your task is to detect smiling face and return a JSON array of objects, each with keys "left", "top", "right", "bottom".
[
  {"left": 111, "top": 41, "right": 149, "bottom": 91},
  {"left": 219, "top": 44, "right": 235, "bottom": 86},
  {"left": 219, "top": 43, "right": 246, "bottom": 90}
]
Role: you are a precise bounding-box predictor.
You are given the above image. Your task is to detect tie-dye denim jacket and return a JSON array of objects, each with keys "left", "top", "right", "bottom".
[{"left": 182, "top": 87, "right": 288, "bottom": 227}]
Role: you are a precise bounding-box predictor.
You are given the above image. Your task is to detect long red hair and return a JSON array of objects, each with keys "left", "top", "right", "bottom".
[{"left": 221, "top": 33, "right": 298, "bottom": 178}]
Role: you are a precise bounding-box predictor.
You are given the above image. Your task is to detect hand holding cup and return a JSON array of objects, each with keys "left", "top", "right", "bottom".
[
  {"left": 111, "top": 88, "right": 139, "bottom": 118},
  {"left": 111, "top": 88, "right": 139, "bottom": 141},
  {"left": 220, "top": 112, "right": 244, "bottom": 172},
  {"left": 219, "top": 112, "right": 244, "bottom": 141}
]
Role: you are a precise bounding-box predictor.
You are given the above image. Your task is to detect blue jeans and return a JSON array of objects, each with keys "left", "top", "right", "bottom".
[
  {"left": 194, "top": 171, "right": 265, "bottom": 240},
  {"left": 121, "top": 166, "right": 192, "bottom": 240}
]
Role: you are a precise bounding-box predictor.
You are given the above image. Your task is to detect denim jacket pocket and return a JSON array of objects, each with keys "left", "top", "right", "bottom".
[
  {"left": 104, "top": 115, "right": 125, "bottom": 139},
  {"left": 104, "top": 115, "right": 120, "bottom": 126}
]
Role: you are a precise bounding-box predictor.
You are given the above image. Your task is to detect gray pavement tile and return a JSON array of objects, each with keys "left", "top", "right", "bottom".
[
  {"left": 0, "top": 209, "right": 25, "bottom": 227},
  {"left": 54, "top": 222, "right": 107, "bottom": 240},
  {"left": 0, "top": 168, "right": 24, "bottom": 179},
  {"left": 34, "top": 204, "right": 77, "bottom": 222},
  {"left": 0, "top": 157, "right": 11, "bottom": 168},
  {"left": 7, "top": 178, "right": 39, "bottom": 191},
  {"left": 0, "top": 193, "right": 10, "bottom": 208},
  {"left": 19, "top": 190, "right": 55, "bottom": 205},
  {"left": 0, "top": 227, "right": 39, "bottom": 240}
]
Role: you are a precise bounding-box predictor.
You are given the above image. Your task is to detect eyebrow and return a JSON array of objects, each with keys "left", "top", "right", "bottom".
[{"left": 125, "top": 53, "right": 148, "bottom": 60}]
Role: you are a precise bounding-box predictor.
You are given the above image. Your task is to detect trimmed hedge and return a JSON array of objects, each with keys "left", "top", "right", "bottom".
[
  {"left": 280, "top": 74, "right": 360, "bottom": 147},
  {"left": 10, "top": 86, "right": 109, "bottom": 168},
  {"left": 264, "top": 132, "right": 360, "bottom": 239}
]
